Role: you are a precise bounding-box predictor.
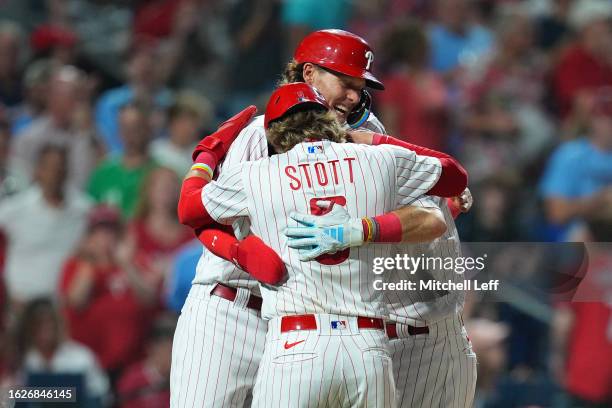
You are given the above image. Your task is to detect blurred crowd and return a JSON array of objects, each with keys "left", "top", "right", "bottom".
[{"left": 0, "top": 0, "right": 611, "bottom": 407}]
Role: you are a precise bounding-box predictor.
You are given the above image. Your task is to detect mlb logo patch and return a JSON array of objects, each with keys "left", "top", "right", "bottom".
[
  {"left": 307, "top": 145, "right": 324, "bottom": 154},
  {"left": 331, "top": 320, "right": 347, "bottom": 330}
]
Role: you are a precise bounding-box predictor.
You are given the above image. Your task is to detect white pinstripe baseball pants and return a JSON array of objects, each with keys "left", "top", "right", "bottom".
[
  {"left": 170, "top": 284, "right": 267, "bottom": 408},
  {"left": 252, "top": 314, "right": 396, "bottom": 408},
  {"left": 389, "top": 314, "right": 477, "bottom": 408}
]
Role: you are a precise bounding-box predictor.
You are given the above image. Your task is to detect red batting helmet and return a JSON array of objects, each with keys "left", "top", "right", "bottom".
[
  {"left": 264, "top": 83, "right": 330, "bottom": 129},
  {"left": 294, "top": 29, "right": 384, "bottom": 90}
]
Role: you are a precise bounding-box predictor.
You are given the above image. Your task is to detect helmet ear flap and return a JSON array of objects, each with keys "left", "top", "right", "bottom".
[{"left": 347, "top": 89, "right": 372, "bottom": 129}]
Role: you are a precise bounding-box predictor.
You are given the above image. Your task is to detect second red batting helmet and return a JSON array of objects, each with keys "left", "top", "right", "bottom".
[
  {"left": 294, "top": 29, "right": 384, "bottom": 90},
  {"left": 264, "top": 83, "right": 329, "bottom": 129}
]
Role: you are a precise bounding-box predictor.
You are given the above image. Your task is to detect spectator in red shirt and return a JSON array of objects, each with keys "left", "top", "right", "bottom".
[
  {"left": 376, "top": 20, "right": 449, "bottom": 151},
  {"left": 59, "top": 205, "right": 155, "bottom": 383},
  {"left": 550, "top": 212, "right": 612, "bottom": 407},
  {"left": 116, "top": 314, "right": 175, "bottom": 408},
  {"left": 552, "top": 0, "right": 612, "bottom": 119}
]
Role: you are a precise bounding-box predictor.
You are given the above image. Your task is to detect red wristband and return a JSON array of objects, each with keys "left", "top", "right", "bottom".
[
  {"left": 372, "top": 212, "right": 402, "bottom": 242},
  {"left": 372, "top": 133, "right": 388, "bottom": 146},
  {"left": 194, "top": 150, "right": 218, "bottom": 169}
]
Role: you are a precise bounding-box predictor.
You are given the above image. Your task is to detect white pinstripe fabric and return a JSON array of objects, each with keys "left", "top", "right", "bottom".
[
  {"left": 170, "top": 284, "right": 267, "bottom": 407},
  {"left": 170, "top": 117, "right": 269, "bottom": 407},
  {"left": 202, "top": 137, "right": 441, "bottom": 408},
  {"left": 171, "top": 114, "right": 389, "bottom": 407},
  {"left": 384, "top": 197, "right": 477, "bottom": 407},
  {"left": 203, "top": 140, "right": 442, "bottom": 319},
  {"left": 385, "top": 197, "right": 466, "bottom": 326},
  {"left": 389, "top": 315, "right": 477, "bottom": 408},
  {"left": 252, "top": 315, "right": 396, "bottom": 408}
]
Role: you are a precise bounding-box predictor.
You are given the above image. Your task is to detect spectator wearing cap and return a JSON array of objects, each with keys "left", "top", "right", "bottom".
[
  {"left": 150, "top": 91, "right": 212, "bottom": 176},
  {"left": 87, "top": 103, "right": 157, "bottom": 218},
  {"left": 551, "top": 0, "right": 612, "bottom": 118},
  {"left": 13, "top": 298, "right": 109, "bottom": 403},
  {"left": 0, "top": 144, "right": 91, "bottom": 308},
  {"left": 30, "top": 24, "right": 79, "bottom": 67},
  {"left": 116, "top": 314, "right": 176, "bottom": 408},
  {"left": 94, "top": 42, "right": 172, "bottom": 155},
  {"left": 59, "top": 205, "right": 160, "bottom": 383},
  {"left": 10, "top": 65, "right": 100, "bottom": 189},
  {"left": 540, "top": 88, "right": 612, "bottom": 241}
]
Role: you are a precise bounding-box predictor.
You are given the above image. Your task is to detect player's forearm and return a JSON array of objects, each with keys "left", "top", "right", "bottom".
[
  {"left": 372, "top": 133, "right": 468, "bottom": 197},
  {"left": 177, "top": 171, "right": 214, "bottom": 229},
  {"left": 179, "top": 106, "right": 257, "bottom": 230},
  {"left": 392, "top": 205, "right": 447, "bottom": 242},
  {"left": 360, "top": 206, "right": 446, "bottom": 244}
]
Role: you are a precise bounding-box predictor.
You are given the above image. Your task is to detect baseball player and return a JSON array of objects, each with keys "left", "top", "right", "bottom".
[
  {"left": 171, "top": 29, "right": 468, "bottom": 407},
  {"left": 384, "top": 196, "right": 477, "bottom": 408},
  {"left": 286, "top": 132, "right": 477, "bottom": 407},
  {"left": 201, "top": 82, "right": 450, "bottom": 407}
]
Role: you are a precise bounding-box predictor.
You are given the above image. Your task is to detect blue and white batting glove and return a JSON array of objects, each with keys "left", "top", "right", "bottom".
[{"left": 284, "top": 201, "right": 364, "bottom": 261}]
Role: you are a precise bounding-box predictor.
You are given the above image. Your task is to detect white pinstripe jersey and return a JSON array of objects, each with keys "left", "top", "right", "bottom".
[
  {"left": 201, "top": 139, "right": 442, "bottom": 320},
  {"left": 191, "top": 113, "right": 387, "bottom": 294},
  {"left": 385, "top": 196, "right": 465, "bottom": 326}
]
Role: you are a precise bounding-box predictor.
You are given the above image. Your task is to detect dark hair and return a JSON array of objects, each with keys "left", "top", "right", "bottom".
[
  {"left": 14, "top": 298, "right": 62, "bottom": 364},
  {"left": 279, "top": 59, "right": 307, "bottom": 85},
  {"left": 35, "top": 143, "right": 68, "bottom": 163}
]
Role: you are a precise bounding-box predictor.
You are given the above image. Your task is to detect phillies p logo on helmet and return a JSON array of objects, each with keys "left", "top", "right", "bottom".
[{"left": 365, "top": 51, "right": 374, "bottom": 70}]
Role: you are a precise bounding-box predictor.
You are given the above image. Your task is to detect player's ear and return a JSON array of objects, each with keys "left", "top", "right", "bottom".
[{"left": 302, "top": 63, "right": 317, "bottom": 85}]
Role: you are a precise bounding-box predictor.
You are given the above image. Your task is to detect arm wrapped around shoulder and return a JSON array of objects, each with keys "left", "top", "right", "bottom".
[{"left": 372, "top": 133, "right": 468, "bottom": 197}]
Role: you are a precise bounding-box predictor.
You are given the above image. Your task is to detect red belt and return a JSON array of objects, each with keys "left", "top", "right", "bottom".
[
  {"left": 210, "top": 283, "right": 262, "bottom": 311},
  {"left": 386, "top": 323, "right": 429, "bottom": 339},
  {"left": 280, "top": 314, "right": 385, "bottom": 333}
]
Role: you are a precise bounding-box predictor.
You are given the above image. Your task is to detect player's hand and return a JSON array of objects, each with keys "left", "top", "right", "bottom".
[
  {"left": 192, "top": 105, "right": 257, "bottom": 163},
  {"left": 452, "top": 188, "right": 473, "bottom": 213},
  {"left": 347, "top": 130, "right": 374, "bottom": 145},
  {"left": 284, "top": 201, "right": 363, "bottom": 261}
]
